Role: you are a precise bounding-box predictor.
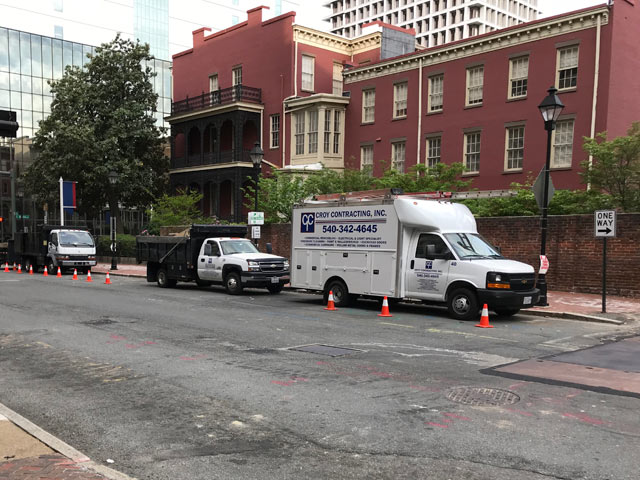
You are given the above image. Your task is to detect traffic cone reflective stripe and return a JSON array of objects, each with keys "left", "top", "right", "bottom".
[
  {"left": 105, "top": 273, "right": 111, "bottom": 285},
  {"left": 324, "top": 290, "right": 337, "bottom": 311},
  {"left": 56, "top": 266, "right": 62, "bottom": 278},
  {"left": 17, "top": 264, "right": 22, "bottom": 274},
  {"left": 43, "top": 266, "right": 48, "bottom": 276},
  {"left": 29, "top": 265, "right": 33, "bottom": 275},
  {"left": 72, "top": 268, "right": 78, "bottom": 280},
  {"left": 475, "top": 304, "right": 494, "bottom": 328},
  {"left": 378, "top": 296, "right": 393, "bottom": 317},
  {"left": 86, "top": 270, "right": 92, "bottom": 282}
]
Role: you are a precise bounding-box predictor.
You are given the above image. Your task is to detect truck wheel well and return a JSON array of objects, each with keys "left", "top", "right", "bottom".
[
  {"left": 446, "top": 281, "right": 477, "bottom": 300},
  {"left": 323, "top": 276, "right": 346, "bottom": 294},
  {"left": 222, "top": 265, "right": 242, "bottom": 278}
]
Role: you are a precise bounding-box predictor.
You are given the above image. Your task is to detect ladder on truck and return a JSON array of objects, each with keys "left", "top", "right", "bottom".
[{"left": 310, "top": 188, "right": 517, "bottom": 203}]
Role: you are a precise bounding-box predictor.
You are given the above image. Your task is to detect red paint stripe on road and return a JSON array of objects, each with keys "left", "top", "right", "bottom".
[
  {"left": 426, "top": 422, "right": 449, "bottom": 428},
  {"left": 443, "top": 412, "right": 471, "bottom": 421}
]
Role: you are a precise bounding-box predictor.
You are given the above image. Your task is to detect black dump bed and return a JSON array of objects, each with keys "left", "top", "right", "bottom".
[{"left": 136, "top": 224, "right": 248, "bottom": 267}]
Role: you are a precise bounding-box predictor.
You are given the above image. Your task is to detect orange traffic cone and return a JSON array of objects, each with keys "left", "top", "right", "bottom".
[
  {"left": 17, "top": 264, "right": 22, "bottom": 274},
  {"left": 72, "top": 268, "right": 78, "bottom": 280},
  {"left": 29, "top": 265, "right": 33, "bottom": 275},
  {"left": 86, "top": 269, "right": 92, "bottom": 282},
  {"left": 3, "top": 263, "right": 8, "bottom": 272},
  {"left": 43, "top": 266, "right": 48, "bottom": 276},
  {"left": 324, "top": 290, "right": 337, "bottom": 310},
  {"left": 56, "top": 266, "right": 62, "bottom": 278},
  {"left": 378, "top": 296, "right": 393, "bottom": 317},
  {"left": 475, "top": 304, "right": 494, "bottom": 328},
  {"left": 105, "top": 272, "right": 111, "bottom": 285},
  {"left": 12, "top": 262, "right": 16, "bottom": 271}
]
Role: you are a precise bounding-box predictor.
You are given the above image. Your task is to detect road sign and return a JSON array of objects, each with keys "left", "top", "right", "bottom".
[
  {"left": 251, "top": 226, "right": 261, "bottom": 239},
  {"left": 248, "top": 211, "right": 264, "bottom": 225},
  {"left": 594, "top": 210, "right": 616, "bottom": 237},
  {"left": 539, "top": 255, "right": 549, "bottom": 274},
  {"left": 532, "top": 168, "right": 555, "bottom": 212}
]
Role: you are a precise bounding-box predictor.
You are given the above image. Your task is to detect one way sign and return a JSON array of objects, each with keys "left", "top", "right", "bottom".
[{"left": 594, "top": 210, "right": 616, "bottom": 237}]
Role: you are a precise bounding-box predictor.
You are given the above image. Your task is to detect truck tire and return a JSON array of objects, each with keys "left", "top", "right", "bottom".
[
  {"left": 267, "top": 284, "right": 283, "bottom": 294},
  {"left": 224, "top": 272, "right": 243, "bottom": 295},
  {"left": 325, "top": 279, "right": 350, "bottom": 308},
  {"left": 24, "top": 258, "right": 37, "bottom": 274},
  {"left": 47, "top": 258, "right": 56, "bottom": 275},
  {"left": 447, "top": 287, "right": 479, "bottom": 321},
  {"left": 494, "top": 308, "right": 520, "bottom": 317},
  {"left": 157, "top": 269, "right": 177, "bottom": 288}
]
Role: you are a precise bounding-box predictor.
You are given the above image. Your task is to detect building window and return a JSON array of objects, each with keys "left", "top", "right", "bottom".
[
  {"left": 333, "top": 110, "right": 341, "bottom": 154},
  {"left": 308, "top": 110, "right": 318, "bottom": 154},
  {"left": 232, "top": 66, "right": 242, "bottom": 86},
  {"left": 231, "top": 15, "right": 239, "bottom": 25},
  {"left": 505, "top": 126, "right": 525, "bottom": 170},
  {"left": 270, "top": 114, "right": 280, "bottom": 149},
  {"left": 427, "top": 136, "right": 442, "bottom": 168},
  {"left": 509, "top": 56, "right": 528, "bottom": 99},
  {"left": 392, "top": 141, "right": 406, "bottom": 173},
  {"left": 361, "top": 145, "right": 373, "bottom": 172},
  {"left": 393, "top": 82, "right": 408, "bottom": 118},
  {"left": 464, "top": 132, "right": 481, "bottom": 173},
  {"left": 209, "top": 74, "right": 218, "bottom": 92},
  {"left": 428, "top": 74, "right": 443, "bottom": 112},
  {"left": 54, "top": 25, "right": 63, "bottom": 39},
  {"left": 295, "top": 112, "right": 305, "bottom": 155},
  {"left": 324, "top": 110, "right": 332, "bottom": 153},
  {"left": 552, "top": 119, "right": 574, "bottom": 168},
  {"left": 466, "top": 66, "right": 484, "bottom": 106},
  {"left": 333, "top": 62, "right": 343, "bottom": 95},
  {"left": 302, "top": 55, "right": 315, "bottom": 91},
  {"left": 362, "top": 88, "right": 375, "bottom": 123},
  {"left": 53, "top": 0, "right": 63, "bottom": 12},
  {"left": 232, "top": 0, "right": 239, "bottom": 5},
  {"left": 557, "top": 46, "right": 578, "bottom": 90}
]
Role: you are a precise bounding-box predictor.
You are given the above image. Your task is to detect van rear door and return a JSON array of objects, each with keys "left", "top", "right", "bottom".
[{"left": 405, "top": 233, "right": 451, "bottom": 301}]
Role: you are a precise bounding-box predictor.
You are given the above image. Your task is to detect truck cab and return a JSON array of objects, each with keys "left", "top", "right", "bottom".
[{"left": 46, "top": 228, "right": 97, "bottom": 273}]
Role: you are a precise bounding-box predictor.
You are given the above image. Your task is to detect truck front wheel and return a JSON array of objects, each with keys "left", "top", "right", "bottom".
[
  {"left": 447, "top": 287, "right": 479, "bottom": 321},
  {"left": 224, "top": 272, "right": 243, "bottom": 295}
]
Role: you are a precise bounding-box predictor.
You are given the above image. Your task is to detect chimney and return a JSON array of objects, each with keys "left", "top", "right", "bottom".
[
  {"left": 247, "top": 5, "right": 269, "bottom": 26},
  {"left": 192, "top": 27, "right": 211, "bottom": 48}
]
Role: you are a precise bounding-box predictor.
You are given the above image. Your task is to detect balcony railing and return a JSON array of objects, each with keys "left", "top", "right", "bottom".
[
  {"left": 171, "top": 149, "right": 254, "bottom": 169},
  {"left": 171, "top": 85, "right": 262, "bottom": 115}
]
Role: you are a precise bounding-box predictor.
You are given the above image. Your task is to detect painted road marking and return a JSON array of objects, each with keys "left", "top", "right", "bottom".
[
  {"left": 379, "top": 322, "right": 415, "bottom": 329},
  {"left": 425, "top": 327, "right": 520, "bottom": 343}
]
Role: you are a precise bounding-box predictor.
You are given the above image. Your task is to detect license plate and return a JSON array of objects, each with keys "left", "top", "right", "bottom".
[
  {"left": 523, "top": 296, "right": 532, "bottom": 305},
  {"left": 271, "top": 277, "right": 279, "bottom": 284}
]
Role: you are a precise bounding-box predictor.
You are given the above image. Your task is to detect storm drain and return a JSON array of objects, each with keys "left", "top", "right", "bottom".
[
  {"left": 289, "top": 344, "right": 362, "bottom": 357},
  {"left": 445, "top": 387, "right": 520, "bottom": 406}
]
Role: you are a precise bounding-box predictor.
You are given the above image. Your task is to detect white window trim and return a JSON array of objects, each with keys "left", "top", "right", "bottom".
[
  {"left": 360, "top": 144, "right": 373, "bottom": 172},
  {"left": 209, "top": 73, "right": 218, "bottom": 92},
  {"left": 391, "top": 140, "right": 406, "bottom": 173},
  {"left": 550, "top": 118, "right": 575, "bottom": 168},
  {"left": 362, "top": 88, "right": 375, "bottom": 123},
  {"left": 301, "top": 55, "right": 315, "bottom": 92},
  {"left": 333, "top": 62, "right": 343, "bottom": 95},
  {"left": 504, "top": 125, "right": 525, "bottom": 171},
  {"left": 556, "top": 45, "right": 579, "bottom": 92},
  {"left": 270, "top": 114, "right": 280, "bottom": 149},
  {"left": 426, "top": 136, "right": 442, "bottom": 168},
  {"left": 465, "top": 66, "right": 484, "bottom": 107},
  {"left": 463, "top": 131, "right": 481, "bottom": 174},
  {"left": 508, "top": 56, "right": 528, "bottom": 100},
  {"left": 232, "top": 66, "right": 242, "bottom": 86},
  {"left": 427, "top": 74, "right": 443, "bottom": 113},
  {"left": 393, "top": 82, "right": 408, "bottom": 119}
]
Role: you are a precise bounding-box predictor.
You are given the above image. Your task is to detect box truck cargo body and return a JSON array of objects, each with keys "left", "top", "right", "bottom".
[{"left": 291, "top": 192, "right": 539, "bottom": 320}]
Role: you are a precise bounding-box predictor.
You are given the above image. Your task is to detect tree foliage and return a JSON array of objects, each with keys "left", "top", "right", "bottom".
[
  {"left": 581, "top": 122, "right": 640, "bottom": 212},
  {"left": 145, "top": 189, "right": 222, "bottom": 234},
  {"left": 24, "top": 35, "right": 168, "bottom": 232}
]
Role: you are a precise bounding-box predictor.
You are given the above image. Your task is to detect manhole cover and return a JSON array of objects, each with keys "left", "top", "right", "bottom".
[
  {"left": 83, "top": 317, "right": 117, "bottom": 326},
  {"left": 289, "top": 344, "right": 362, "bottom": 357},
  {"left": 445, "top": 387, "right": 520, "bottom": 406}
]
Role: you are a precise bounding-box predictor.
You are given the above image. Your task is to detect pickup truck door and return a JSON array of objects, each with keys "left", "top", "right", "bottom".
[
  {"left": 198, "top": 240, "right": 223, "bottom": 281},
  {"left": 405, "top": 233, "right": 452, "bottom": 301}
]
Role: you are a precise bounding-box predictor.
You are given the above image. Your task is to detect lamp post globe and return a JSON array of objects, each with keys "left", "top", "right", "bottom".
[{"left": 536, "top": 87, "right": 564, "bottom": 306}]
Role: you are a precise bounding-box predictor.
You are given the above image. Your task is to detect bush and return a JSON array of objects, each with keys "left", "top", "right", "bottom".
[{"left": 96, "top": 234, "right": 137, "bottom": 258}]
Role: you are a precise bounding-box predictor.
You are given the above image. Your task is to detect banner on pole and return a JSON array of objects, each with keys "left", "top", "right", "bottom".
[{"left": 62, "top": 180, "right": 77, "bottom": 214}]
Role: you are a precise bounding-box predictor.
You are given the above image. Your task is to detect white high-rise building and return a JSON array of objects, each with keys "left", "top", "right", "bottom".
[{"left": 325, "top": 0, "right": 539, "bottom": 48}]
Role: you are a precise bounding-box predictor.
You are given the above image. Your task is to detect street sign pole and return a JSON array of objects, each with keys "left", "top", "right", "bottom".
[
  {"left": 594, "top": 210, "right": 616, "bottom": 314},
  {"left": 602, "top": 237, "right": 607, "bottom": 314}
]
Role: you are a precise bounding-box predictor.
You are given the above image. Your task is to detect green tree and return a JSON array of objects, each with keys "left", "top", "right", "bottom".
[
  {"left": 146, "top": 189, "right": 211, "bottom": 234},
  {"left": 244, "top": 169, "right": 308, "bottom": 223},
  {"left": 582, "top": 122, "right": 640, "bottom": 212},
  {"left": 25, "top": 35, "right": 168, "bottom": 233}
]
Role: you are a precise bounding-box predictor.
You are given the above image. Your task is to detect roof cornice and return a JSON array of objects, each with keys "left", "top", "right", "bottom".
[{"left": 293, "top": 25, "right": 381, "bottom": 56}]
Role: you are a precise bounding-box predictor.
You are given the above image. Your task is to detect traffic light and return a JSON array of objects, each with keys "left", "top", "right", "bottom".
[{"left": 0, "top": 110, "right": 19, "bottom": 138}]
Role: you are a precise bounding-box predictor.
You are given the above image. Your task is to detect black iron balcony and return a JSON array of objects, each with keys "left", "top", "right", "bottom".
[{"left": 171, "top": 85, "right": 262, "bottom": 115}]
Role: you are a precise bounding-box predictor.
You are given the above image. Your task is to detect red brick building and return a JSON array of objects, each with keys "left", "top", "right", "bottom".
[{"left": 168, "top": 2, "right": 640, "bottom": 221}]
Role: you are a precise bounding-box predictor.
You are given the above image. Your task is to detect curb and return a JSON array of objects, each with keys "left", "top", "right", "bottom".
[
  {"left": 525, "top": 309, "right": 625, "bottom": 325},
  {"left": 0, "top": 402, "right": 137, "bottom": 480},
  {"left": 90, "top": 271, "right": 144, "bottom": 278}
]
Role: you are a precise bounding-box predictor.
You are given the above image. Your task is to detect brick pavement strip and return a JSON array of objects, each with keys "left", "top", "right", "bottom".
[{"left": 0, "top": 454, "right": 106, "bottom": 479}]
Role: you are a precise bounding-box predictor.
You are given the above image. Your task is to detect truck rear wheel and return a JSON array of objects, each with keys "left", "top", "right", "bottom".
[
  {"left": 325, "top": 279, "right": 350, "bottom": 308},
  {"left": 24, "top": 258, "right": 37, "bottom": 274},
  {"left": 224, "top": 272, "right": 243, "bottom": 295},
  {"left": 47, "top": 258, "right": 56, "bottom": 275},
  {"left": 157, "top": 269, "right": 177, "bottom": 288},
  {"left": 447, "top": 287, "right": 479, "bottom": 321}
]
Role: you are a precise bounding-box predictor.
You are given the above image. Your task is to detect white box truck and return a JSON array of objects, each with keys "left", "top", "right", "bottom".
[{"left": 291, "top": 190, "right": 539, "bottom": 320}]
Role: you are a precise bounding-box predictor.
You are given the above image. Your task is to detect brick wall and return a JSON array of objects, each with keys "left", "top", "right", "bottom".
[{"left": 261, "top": 214, "right": 640, "bottom": 298}]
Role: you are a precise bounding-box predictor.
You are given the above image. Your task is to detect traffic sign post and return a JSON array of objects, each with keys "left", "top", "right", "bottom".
[{"left": 594, "top": 210, "right": 616, "bottom": 313}]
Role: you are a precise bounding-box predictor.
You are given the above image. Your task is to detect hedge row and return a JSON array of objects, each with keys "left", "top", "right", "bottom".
[{"left": 95, "top": 234, "right": 137, "bottom": 257}]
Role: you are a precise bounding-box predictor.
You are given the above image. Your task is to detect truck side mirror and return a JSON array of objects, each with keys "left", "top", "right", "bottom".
[
  {"left": 266, "top": 242, "right": 273, "bottom": 254},
  {"left": 204, "top": 244, "right": 212, "bottom": 256}
]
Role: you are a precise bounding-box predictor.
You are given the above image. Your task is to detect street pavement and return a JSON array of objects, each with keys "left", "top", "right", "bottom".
[{"left": 1, "top": 263, "right": 639, "bottom": 479}]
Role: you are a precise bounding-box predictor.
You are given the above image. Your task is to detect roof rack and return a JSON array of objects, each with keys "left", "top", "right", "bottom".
[{"left": 310, "top": 188, "right": 516, "bottom": 203}]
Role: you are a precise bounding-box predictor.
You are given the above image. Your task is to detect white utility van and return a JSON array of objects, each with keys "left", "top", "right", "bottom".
[{"left": 290, "top": 190, "right": 539, "bottom": 320}]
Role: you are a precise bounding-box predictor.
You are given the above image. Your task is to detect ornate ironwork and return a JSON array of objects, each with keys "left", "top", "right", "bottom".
[{"left": 171, "top": 85, "right": 262, "bottom": 115}]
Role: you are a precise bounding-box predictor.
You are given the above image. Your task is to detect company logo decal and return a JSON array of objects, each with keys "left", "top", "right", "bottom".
[{"left": 301, "top": 212, "right": 315, "bottom": 233}]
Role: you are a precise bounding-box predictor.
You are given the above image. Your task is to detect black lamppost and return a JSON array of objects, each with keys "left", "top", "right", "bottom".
[
  {"left": 536, "top": 86, "right": 564, "bottom": 306},
  {"left": 108, "top": 170, "right": 119, "bottom": 270},
  {"left": 249, "top": 142, "right": 263, "bottom": 246}
]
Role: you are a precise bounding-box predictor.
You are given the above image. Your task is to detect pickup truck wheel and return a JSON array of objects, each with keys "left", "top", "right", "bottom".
[
  {"left": 267, "top": 284, "right": 283, "bottom": 294},
  {"left": 494, "top": 308, "right": 520, "bottom": 317},
  {"left": 224, "top": 272, "right": 243, "bottom": 295},
  {"left": 157, "top": 269, "right": 176, "bottom": 288},
  {"left": 326, "top": 279, "right": 350, "bottom": 308},
  {"left": 47, "top": 259, "right": 56, "bottom": 275},
  {"left": 447, "top": 287, "right": 479, "bottom": 321}
]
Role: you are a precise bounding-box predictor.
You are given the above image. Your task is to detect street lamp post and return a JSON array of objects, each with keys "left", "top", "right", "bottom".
[
  {"left": 107, "top": 170, "right": 119, "bottom": 271},
  {"left": 249, "top": 141, "right": 263, "bottom": 246},
  {"left": 536, "top": 87, "right": 564, "bottom": 306}
]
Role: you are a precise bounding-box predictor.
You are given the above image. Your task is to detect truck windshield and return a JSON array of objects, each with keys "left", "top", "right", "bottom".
[
  {"left": 220, "top": 240, "right": 259, "bottom": 255},
  {"left": 444, "top": 233, "right": 502, "bottom": 259},
  {"left": 59, "top": 231, "right": 94, "bottom": 247}
]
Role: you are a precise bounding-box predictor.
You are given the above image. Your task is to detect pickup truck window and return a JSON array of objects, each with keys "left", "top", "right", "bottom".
[
  {"left": 444, "top": 233, "right": 502, "bottom": 259},
  {"left": 59, "top": 231, "right": 94, "bottom": 247},
  {"left": 50, "top": 233, "right": 58, "bottom": 246},
  {"left": 415, "top": 234, "right": 450, "bottom": 258},
  {"left": 220, "top": 240, "right": 259, "bottom": 255},
  {"left": 206, "top": 241, "right": 220, "bottom": 256}
]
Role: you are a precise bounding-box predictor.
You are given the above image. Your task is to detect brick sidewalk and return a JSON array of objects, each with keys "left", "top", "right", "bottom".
[{"left": 0, "top": 455, "right": 106, "bottom": 479}]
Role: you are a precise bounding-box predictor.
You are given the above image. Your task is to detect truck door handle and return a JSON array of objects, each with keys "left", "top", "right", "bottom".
[
  {"left": 200, "top": 258, "right": 205, "bottom": 262},
  {"left": 410, "top": 260, "right": 415, "bottom": 269}
]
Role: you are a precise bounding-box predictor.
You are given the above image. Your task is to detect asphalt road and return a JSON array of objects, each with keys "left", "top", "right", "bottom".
[{"left": 1, "top": 273, "right": 639, "bottom": 479}]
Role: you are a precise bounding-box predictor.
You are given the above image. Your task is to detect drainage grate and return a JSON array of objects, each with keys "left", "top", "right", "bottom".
[
  {"left": 445, "top": 387, "right": 520, "bottom": 406},
  {"left": 289, "top": 344, "right": 362, "bottom": 357}
]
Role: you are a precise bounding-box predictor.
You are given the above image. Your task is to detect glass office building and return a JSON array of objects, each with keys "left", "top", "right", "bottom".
[{"left": 0, "top": 27, "right": 172, "bottom": 239}]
